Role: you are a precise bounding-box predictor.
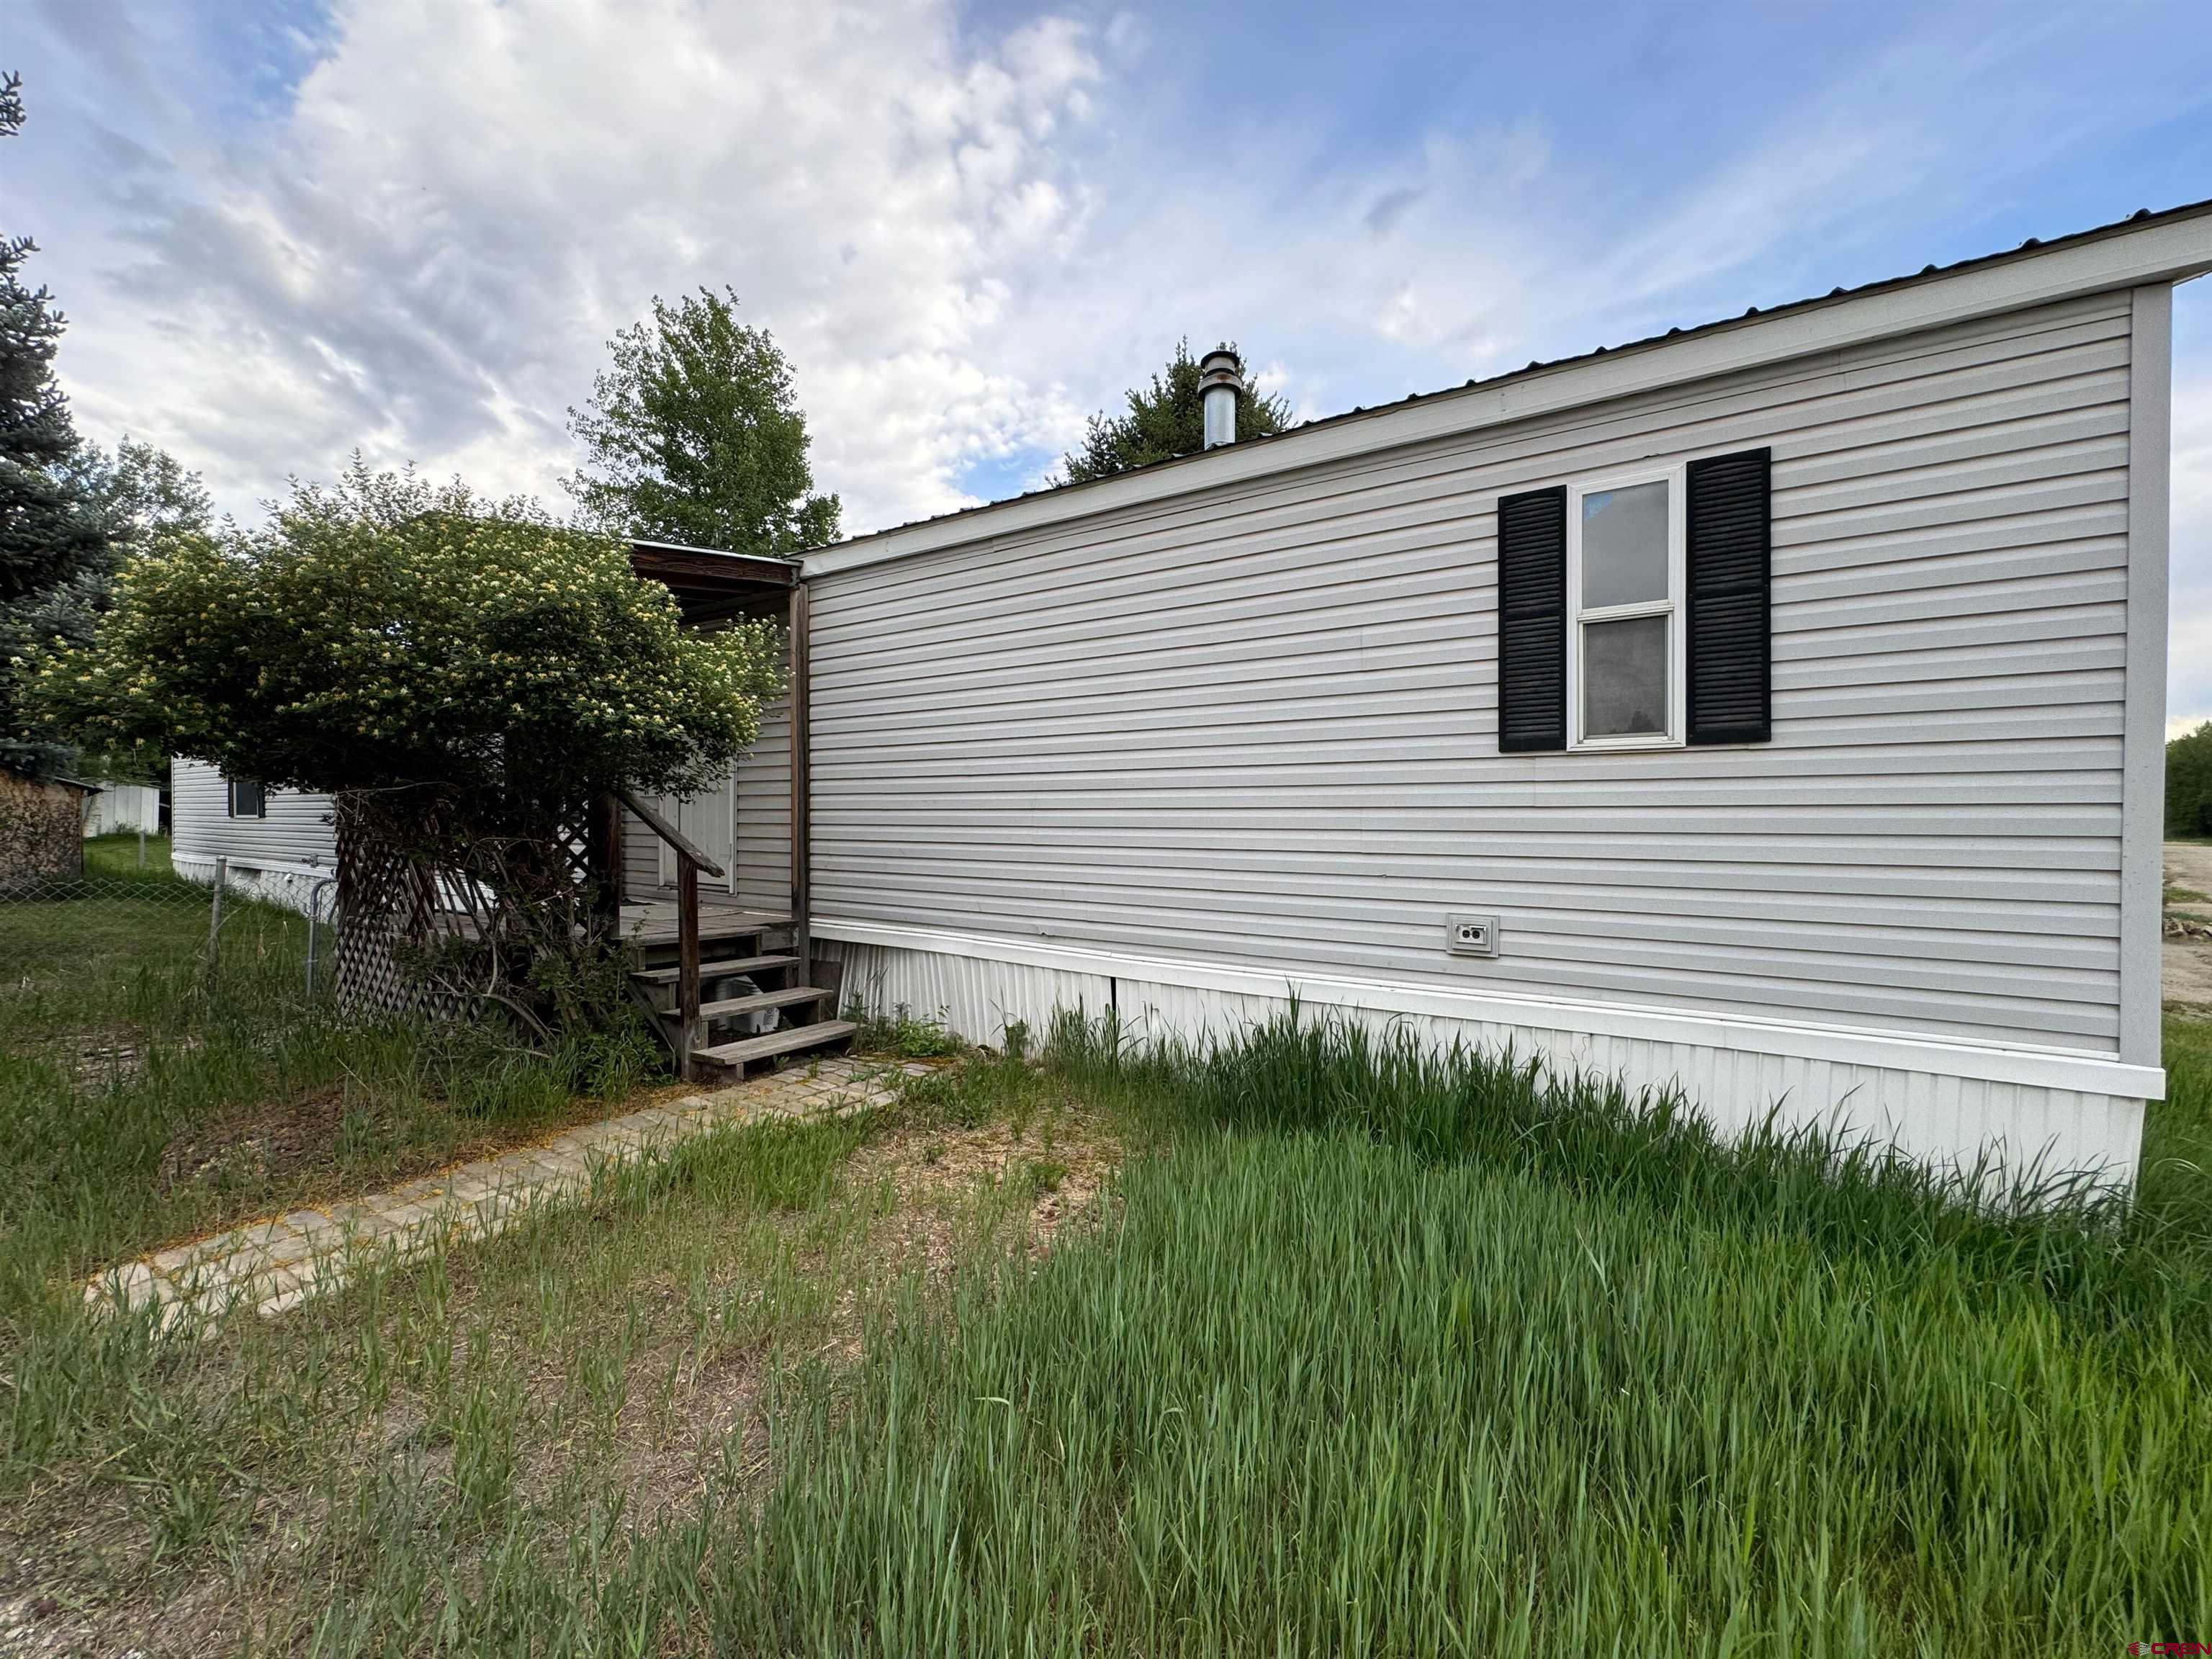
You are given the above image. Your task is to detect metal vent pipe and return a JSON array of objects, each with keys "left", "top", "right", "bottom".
[{"left": 1198, "top": 346, "right": 1244, "bottom": 448}]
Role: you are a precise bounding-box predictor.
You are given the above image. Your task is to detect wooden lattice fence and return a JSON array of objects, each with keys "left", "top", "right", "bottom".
[{"left": 331, "top": 788, "right": 621, "bottom": 1025}]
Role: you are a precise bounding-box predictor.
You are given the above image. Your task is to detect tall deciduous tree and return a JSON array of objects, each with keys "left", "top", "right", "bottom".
[
  {"left": 566, "top": 287, "right": 840, "bottom": 557},
  {"left": 1059, "top": 338, "right": 1292, "bottom": 485}
]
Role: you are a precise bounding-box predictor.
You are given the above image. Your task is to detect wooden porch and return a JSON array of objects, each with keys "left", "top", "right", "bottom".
[
  {"left": 600, "top": 541, "right": 836, "bottom": 1080},
  {"left": 618, "top": 895, "right": 790, "bottom": 950}
]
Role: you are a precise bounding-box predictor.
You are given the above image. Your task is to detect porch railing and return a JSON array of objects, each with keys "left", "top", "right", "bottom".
[{"left": 612, "top": 787, "right": 724, "bottom": 1080}]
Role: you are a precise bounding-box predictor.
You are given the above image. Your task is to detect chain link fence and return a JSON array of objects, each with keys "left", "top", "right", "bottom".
[{"left": 1, "top": 836, "right": 338, "bottom": 1084}]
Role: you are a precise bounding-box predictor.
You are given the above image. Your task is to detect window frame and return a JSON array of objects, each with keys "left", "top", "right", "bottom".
[
  {"left": 1565, "top": 462, "right": 1687, "bottom": 752},
  {"left": 226, "top": 776, "right": 267, "bottom": 820}
]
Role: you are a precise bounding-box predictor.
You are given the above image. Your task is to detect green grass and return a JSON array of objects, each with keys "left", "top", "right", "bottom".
[
  {"left": 82, "top": 827, "right": 176, "bottom": 878},
  {"left": 844, "top": 997, "right": 968, "bottom": 1058},
  {"left": 0, "top": 1052, "right": 1086, "bottom": 1653},
  {"left": 0, "top": 837, "right": 660, "bottom": 1314},
  {"left": 7, "top": 878, "right": 2211, "bottom": 1654},
  {"left": 747, "top": 1133, "right": 2206, "bottom": 1652},
  {"left": 721, "top": 1012, "right": 2211, "bottom": 1655}
]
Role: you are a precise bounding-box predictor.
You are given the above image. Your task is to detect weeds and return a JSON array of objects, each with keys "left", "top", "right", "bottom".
[
  {"left": 1047, "top": 1006, "right": 2212, "bottom": 1368},
  {"left": 716, "top": 1008, "right": 2212, "bottom": 1653},
  {"left": 842, "top": 989, "right": 967, "bottom": 1059},
  {"left": 8, "top": 912, "right": 2210, "bottom": 1654},
  {"left": 0, "top": 842, "right": 666, "bottom": 1308}
]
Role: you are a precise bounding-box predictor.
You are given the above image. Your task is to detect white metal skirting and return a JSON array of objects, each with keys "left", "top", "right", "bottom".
[
  {"left": 819, "top": 932, "right": 2148, "bottom": 1187},
  {"left": 173, "top": 853, "right": 333, "bottom": 917}
]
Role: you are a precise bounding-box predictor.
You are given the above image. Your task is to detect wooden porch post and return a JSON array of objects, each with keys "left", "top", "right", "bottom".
[
  {"left": 676, "top": 854, "right": 700, "bottom": 1082},
  {"left": 588, "top": 790, "right": 623, "bottom": 938},
  {"left": 788, "top": 579, "right": 811, "bottom": 977}
]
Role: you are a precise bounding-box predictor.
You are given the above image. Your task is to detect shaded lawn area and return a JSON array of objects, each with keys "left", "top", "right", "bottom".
[{"left": 1, "top": 1005, "right": 2206, "bottom": 1655}]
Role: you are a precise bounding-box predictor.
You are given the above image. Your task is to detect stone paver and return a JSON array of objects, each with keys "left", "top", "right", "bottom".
[{"left": 84, "top": 1056, "right": 930, "bottom": 1334}]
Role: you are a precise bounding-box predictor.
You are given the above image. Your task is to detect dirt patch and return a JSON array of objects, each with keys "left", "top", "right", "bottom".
[
  {"left": 615, "top": 1119, "right": 1115, "bottom": 1521},
  {"left": 2161, "top": 843, "right": 2212, "bottom": 1012},
  {"left": 2166, "top": 939, "right": 2212, "bottom": 1010},
  {"left": 514, "top": 1107, "right": 1125, "bottom": 1533},
  {"left": 157, "top": 1082, "right": 359, "bottom": 1193},
  {"left": 848, "top": 1115, "right": 1120, "bottom": 1274},
  {"left": 0, "top": 1492, "right": 251, "bottom": 1659},
  {"left": 2164, "top": 840, "right": 2212, "bottom": 901}
]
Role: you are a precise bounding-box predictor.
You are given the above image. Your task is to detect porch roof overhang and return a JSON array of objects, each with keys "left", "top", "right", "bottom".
[{"left": 629, "top": 539, "right": 799, "bottom": 624}]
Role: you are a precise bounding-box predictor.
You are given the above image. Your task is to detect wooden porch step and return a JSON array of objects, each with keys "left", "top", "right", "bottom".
[
  {"left": 624, "top": 909, "right": 791, "bottom": 946},
  {"left": 629, "top": 953, "right": 797, "bottom": 986},
  {"left": 694, "top": 1020, "right": 858, "bottom": 1069},
  {"left": 699, "top": 984, "right": 834, "bottom": 1021}
]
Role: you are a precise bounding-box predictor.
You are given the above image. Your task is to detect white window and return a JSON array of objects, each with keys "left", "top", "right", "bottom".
[{"left": 1566, "top": 466, "right": 1685, "bottom": 750}]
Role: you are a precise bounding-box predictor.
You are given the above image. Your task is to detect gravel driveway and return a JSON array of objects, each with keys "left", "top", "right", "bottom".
[{"left": 2166, "top": 841, "right": 2212, "bottom": 1010}]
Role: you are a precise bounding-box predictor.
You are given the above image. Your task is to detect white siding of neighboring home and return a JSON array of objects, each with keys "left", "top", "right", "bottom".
[
  {"left": 81, "top": 781, "right": 160, "bottom": 837},
  {"left": 802, "top": 287, "right": 2168, "bottom": 1180},
  {"left": 170, "top": 758, "right": 336, "bottom": 909}
]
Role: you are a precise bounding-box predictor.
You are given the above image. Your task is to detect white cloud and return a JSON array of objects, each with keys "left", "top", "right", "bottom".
[
  {"left": 15, "top": 0, "right": 2211, "bottom": 729},
  {"left": 45, "top": 0, "right": 1108, "bottom": 531},
  {"left": 2170, "top": 351, "right": 2212, "bottom": 733}
]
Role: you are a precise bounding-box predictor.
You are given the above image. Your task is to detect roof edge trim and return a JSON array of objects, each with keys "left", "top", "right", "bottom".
[{"left": 803, "top": 199, "right": 2212, "bottom": 583}]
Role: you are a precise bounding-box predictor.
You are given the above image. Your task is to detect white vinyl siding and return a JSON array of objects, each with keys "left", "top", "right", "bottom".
[
  {"left": 806, "top": 291, "right": 2138, "bottom": 1053},
  {"left": 170, "top": 758, "right": 336, "bottom": 871},
  {"left": 732, "top": 698, "right": 791, "bottom": 913}
]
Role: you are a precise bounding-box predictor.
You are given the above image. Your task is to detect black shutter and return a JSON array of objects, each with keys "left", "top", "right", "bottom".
[
  {"left": 1686, "top": 448, "right": 1771, "bottom": 745},
  {"left": 1497, "top": 485, "right": 1567, "bottom": 752}
]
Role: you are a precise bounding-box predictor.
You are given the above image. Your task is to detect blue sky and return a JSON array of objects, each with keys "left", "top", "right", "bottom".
[{"left": 10, "top": 0, "right": 2212, "bottom": 726}]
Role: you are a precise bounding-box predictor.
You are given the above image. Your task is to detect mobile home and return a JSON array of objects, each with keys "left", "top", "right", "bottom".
[
  {"left": 171, "top": 200, "right": 2208, "bottom": 1182},
  {"left": 775, "top": 202, "right": 2208, "bottom": 1184}
]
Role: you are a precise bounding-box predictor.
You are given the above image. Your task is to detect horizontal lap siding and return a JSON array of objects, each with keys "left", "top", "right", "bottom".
[
  {"left": 170, "top": 759, "right": 336, "bottom": 871},
  {"left": 734, "top": 701, "right": 791, "bottom": 912},
  {"left": 809, "top": 294, "right": 2135, "bottom": 1050}
]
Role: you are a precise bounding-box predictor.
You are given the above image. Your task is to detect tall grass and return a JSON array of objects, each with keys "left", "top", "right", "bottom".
[
  {"left": 7, "top": 948, "right": 2208, "bottom": 1653},
  {"left": 0, "top": 854, "right": 659, "bottom": 1318},
  {"left": 709, "top": 1009, "right": 2212, "bottom": 1654},
  {"left": 1051, "top": 1007, "right": 2212, "bottom": 1367},
  {"left": 738, "top": 1133, "right": 2208, "bottom": 1653}
]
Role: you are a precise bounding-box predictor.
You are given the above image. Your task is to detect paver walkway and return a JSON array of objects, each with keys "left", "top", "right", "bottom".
[{"left": 84, "top": 1056, "right": 927, "bottom": 1333}]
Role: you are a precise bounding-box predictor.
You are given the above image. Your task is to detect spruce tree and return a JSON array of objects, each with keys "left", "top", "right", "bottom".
[
  {"left": 1059, "top": 338, "right": 1292, "bottom": 485},
  {"left": 0, "top": 72, "right": 107, "bottom": 775}
]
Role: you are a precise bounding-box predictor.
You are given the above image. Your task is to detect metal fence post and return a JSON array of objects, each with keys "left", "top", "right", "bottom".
[
  {"left": 305, "top": 875, "right": 337, "bottom": 997},
  {"left": 137, "top": 827, "right": 146, "bottom": 868},
  {"left": 205, "top": 856, "right": 227, "bottom": 981}
]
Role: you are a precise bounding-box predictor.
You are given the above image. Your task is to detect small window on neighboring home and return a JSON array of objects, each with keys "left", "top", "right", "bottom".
[
  {"left": 228, "top": 777, "right": 267, "bottom": 819},
  {"left": 1569, "top": 469, "right": 1683, "bottom": 748}
]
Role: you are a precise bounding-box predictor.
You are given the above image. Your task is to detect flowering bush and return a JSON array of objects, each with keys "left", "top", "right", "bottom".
[{"left": 25, "top": 461, "right": 783, "bottom": 814}]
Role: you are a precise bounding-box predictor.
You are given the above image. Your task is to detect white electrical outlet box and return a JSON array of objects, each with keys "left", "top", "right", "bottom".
[{"left": 1446, "top": 914, "right": 1500, "bottom": 958}]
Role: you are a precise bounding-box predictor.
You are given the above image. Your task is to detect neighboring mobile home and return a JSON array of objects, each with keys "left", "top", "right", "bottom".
[
  {"left": 171, "top": 758, "right": 337, "bottom": 911},
  {"left": 170, "top": 201, "right": 2208, "bottom": 1182}
]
